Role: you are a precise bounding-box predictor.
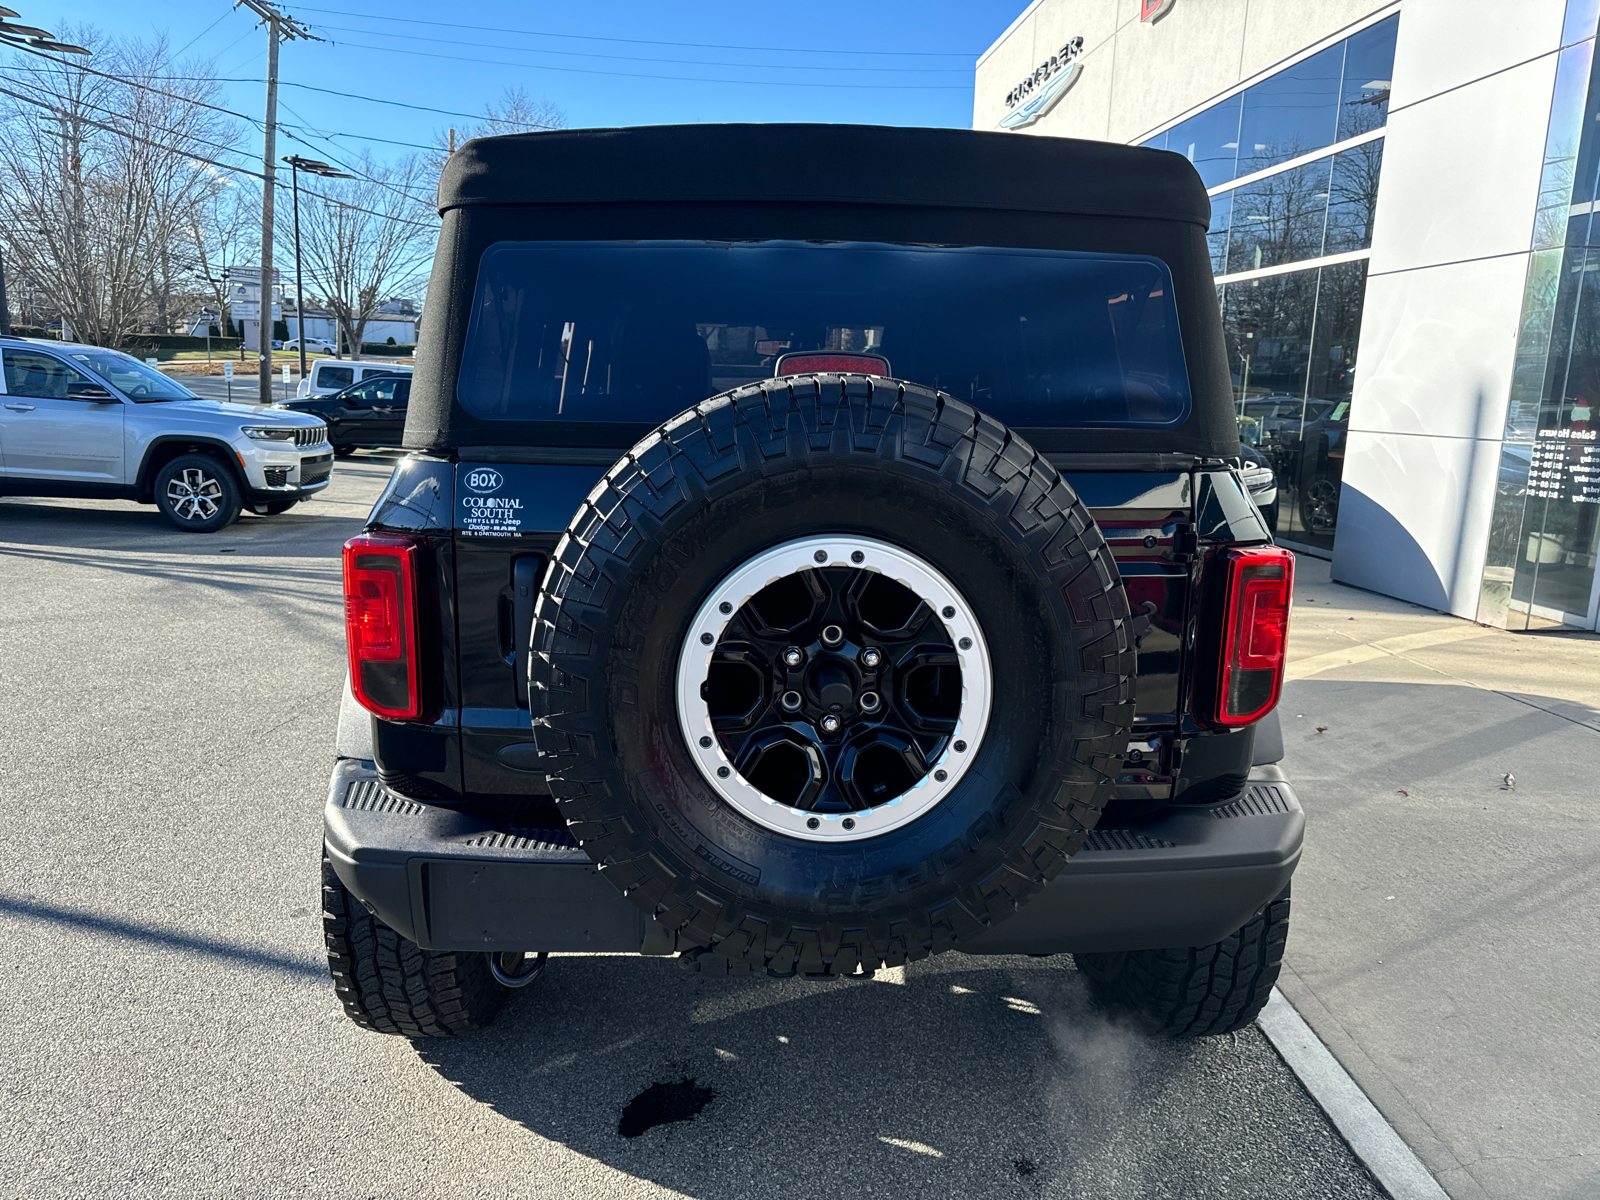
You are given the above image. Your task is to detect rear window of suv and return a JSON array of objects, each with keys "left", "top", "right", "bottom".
[{"left": 457, "top": 240, "right": 1191, "bottom": 429}]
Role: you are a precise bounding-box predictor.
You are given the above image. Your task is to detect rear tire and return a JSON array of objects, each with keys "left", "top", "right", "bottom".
[
  {"left": 154, "top": 453, "right": 241, "bottom": 533},
  {"left": 334, "top": 445, "right": 356, "bottom": 458},
  {"left": 1076, "top": 884, "right": 1290, "bottom": 1037},
  {"left": 320, "top": 855, "right": 512, "bottom": 1036}
]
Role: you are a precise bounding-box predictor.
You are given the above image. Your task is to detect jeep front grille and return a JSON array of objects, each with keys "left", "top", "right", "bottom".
[{"left": 294, "top": 425, "right": 326, "bottom": 447}]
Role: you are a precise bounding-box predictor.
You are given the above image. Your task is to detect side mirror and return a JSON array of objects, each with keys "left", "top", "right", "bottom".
[{"left": 68, "top": 383, "right": 115, "bottom": 401}]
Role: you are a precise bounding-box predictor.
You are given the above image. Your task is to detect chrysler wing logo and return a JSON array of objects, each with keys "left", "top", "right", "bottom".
[
  {"left": 464, "top": 468, "right": 503, "bottom": 494},
  {"left": 1141, "top": 0, "right": 1177, "bottom": 21},
  {"left": 1000, "top": 37, "right": 1085, "bottom": 130}
]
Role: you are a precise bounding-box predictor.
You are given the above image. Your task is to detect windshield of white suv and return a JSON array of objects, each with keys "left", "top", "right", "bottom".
[{"left": 71, "top": 351, "right": 197, "bottom": 402}]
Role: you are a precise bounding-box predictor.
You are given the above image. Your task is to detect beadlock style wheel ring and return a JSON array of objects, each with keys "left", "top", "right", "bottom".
[{"left": 676, "top": 535, "right": 993, "bottom": 843}]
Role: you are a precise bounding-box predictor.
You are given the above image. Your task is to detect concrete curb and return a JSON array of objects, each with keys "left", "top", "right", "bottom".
[{"left": 1258, "top": 988, "right": 1451, "bottom": 1200}]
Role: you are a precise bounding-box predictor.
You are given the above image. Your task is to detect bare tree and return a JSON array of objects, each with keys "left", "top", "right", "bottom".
[
  {"left": 0, "top": 32, "right": 240, "bottom": 345},
  {"left": 431, "top": 85, "right": 564, "bottom": 175},
  {"left": 296, "top": 152, "right": 436, "bottom": 355},
  {"left": 185, "top": 181, "right": 259, "bottom": 334}
]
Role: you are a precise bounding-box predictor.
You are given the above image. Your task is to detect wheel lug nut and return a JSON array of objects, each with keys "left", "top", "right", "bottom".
[
  {"left": 783, "top": 646, "right": 805, "bottom": 668},
  {"left": 821, "top": 714, "right": 841, "bottom": 734},
  {"left": 820, "top": 624, "right": 844, "bottom": 648},
  {"left": 860, "top": 647, "right": 881, "bottom": 668},
  {"left": 859, "top": 691, "right": 881, "bottom": 713},
  {"left": 781, "top": 690, "right": 802, "bottom": 712}
]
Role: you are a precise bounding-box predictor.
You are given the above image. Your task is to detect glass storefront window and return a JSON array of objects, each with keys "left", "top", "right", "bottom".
[
  {"left": 1158, "top": 95, "right": 1244, "bottom": 189},
  {"left": 1207, "top": 191, "right": 1233, "bottom": 276},
  {"left": 1220, "top": 261, "right": 1369, "bottom": 551},
  {"left": 1141, "top": 15, "right": 1397, "bottom": 185},
  {"left": 1237, "top": 44, "right": 1344, "bottom": 177},
  {"left": 1225, "top": 158, "right": 1333, "bottom": 275},
  {"left": 1337, "top": 18, "right": 1397, "bottom": 141},
  {"left": 1323, "top": 139, "right": 1386, "bottom": 255},
  {"left": 1484, "top": 18, "right": 1600, "bottom": 629}
]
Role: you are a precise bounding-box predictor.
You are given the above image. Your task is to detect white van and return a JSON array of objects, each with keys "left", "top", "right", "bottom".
[{"left": 295, "top": 358, "right": 413, "bottom": 398}]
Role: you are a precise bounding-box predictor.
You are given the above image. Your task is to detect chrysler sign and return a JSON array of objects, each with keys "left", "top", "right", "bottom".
[{"left": 999, "top": 36, "right": 1085, "bottom": 130}]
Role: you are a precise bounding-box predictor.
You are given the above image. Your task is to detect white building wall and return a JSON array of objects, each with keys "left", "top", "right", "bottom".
[
  {"left": 975, "top": 0, "right": 1397, "bottom": 141},
  {"left": 1332, "top": 0, "right": 1569, "bottom": 617}
]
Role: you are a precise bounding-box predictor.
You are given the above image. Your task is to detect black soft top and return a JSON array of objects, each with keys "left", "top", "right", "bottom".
[
  {"left": 412, "top": 124, "right": 1236, "bottom": 459},
  {"left": 436, "top": 123, "right": 1211, "bottom": 228}
]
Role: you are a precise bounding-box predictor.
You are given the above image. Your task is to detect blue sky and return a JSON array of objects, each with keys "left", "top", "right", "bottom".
[{"left": 21, "top": 1, "right": 1022, "bottom": 171}]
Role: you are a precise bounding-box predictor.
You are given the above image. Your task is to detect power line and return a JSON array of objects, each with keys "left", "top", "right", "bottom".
[
  {"left": 0, "top": 81, "right": 436, "bottom": 229},
  {"left": 289, "top": 4, "right": 977, "bottom": 57},
  {"left": 279, "top": 81, "right": 494, "bottom": 123},
  {"left": 323, "top": 38, "right": 973, "bottom": 89},
  {"left": 311, "top": 22, "right": 973, "bottom": 73},
  {"left": 169, "top": 12, "right": 236, "bottom": 62}
]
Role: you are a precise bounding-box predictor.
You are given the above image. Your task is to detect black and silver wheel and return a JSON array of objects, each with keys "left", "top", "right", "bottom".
[
  {"left": 532, "top": 375, "right": 1136, "bottom": 978},
  {"left": 154, "top": 453, "right": 242, "bottom": 533},
  {"left": 680, "top": 534, "right": 992, "bottom": 841}
]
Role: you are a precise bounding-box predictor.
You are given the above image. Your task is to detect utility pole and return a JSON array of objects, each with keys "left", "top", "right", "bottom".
[{"left": 237, "top": 1, "right": 317, "bottom": 404}]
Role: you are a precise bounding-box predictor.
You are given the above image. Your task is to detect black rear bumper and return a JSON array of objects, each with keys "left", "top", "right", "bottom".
[{"left": 322, "top": 758, "right": 1302, "bottom": 956}]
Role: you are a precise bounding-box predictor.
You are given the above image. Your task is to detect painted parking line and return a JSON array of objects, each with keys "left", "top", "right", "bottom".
[{"left": 1258, "top": 989, "right": 1450, "bottom": 1200}]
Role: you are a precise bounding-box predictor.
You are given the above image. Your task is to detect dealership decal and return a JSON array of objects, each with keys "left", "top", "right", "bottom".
[
  {"left": 1000, "top": 37, "right": 1084, "bottom": 130},
  {"left": 459, "top": 466, "right": 524, "bottom": 534},
  {"left": 1141, "top": 0, "right": 1177, "bottom": 22}
]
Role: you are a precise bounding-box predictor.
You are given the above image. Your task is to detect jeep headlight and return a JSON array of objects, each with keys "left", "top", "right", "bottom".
[{"left": 242, "top": 426, "right": 299, "bottom": 442}]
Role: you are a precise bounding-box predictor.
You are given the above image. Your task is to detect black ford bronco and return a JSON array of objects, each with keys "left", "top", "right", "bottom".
[{"left": 322, "top": 124, "right": 1301, "bottom": 1039}]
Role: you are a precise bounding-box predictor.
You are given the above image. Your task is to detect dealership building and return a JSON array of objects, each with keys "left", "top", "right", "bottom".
[{"left": 977, "top": 0, "right": 1600, "bottom": 631}]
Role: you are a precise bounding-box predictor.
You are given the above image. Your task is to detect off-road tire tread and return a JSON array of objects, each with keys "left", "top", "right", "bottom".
[
  {"left": 530, "top": 375, "right": 1135, "bottom": 978},
  {"left": 1078, "top": 884, "right": 1290, "bottom": 1037},
  {"left": 320, "top": 855, "right": 507, "bottom": 1037}
]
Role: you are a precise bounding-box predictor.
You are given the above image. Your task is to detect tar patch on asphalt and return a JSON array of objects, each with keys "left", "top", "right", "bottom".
[
  {"left": 618, "top": 1076, "right": 716, "bottom": 1138},
  {"left": 1014, "top": 1157, "right": 1039, "bottom": 1178}
]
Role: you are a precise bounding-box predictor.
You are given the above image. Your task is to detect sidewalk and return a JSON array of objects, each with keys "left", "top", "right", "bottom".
[{"left": 1278, "top": 556, "right": 1600, "bottom": 1200}]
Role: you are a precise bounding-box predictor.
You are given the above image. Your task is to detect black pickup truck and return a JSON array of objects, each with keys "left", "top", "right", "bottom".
[{"left": 322, "top": 124, "right": 1301, "bottom": 1040}]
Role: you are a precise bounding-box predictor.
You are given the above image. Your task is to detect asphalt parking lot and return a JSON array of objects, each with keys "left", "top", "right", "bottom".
[{"left": 0, "top": 461, "right": 1390, "bottom": 1200}]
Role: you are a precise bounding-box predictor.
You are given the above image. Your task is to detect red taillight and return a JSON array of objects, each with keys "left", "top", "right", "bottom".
[
  {"left": 1207, "top": 546, "right": 1294, "bottom": 728},
  {"left": 773, "top": 352, "right": 891, "bottom": 377},
  {"left": 343, "top": 533, "right": 424, "bottom": 721}
]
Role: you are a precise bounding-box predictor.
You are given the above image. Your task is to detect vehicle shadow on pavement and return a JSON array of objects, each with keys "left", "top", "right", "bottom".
[
  {"left": 0, "top": 495, "right": 370, "bottom": 558},
  {"left": 416, "top": 953, "right": 1384, "bottom": 1200}
]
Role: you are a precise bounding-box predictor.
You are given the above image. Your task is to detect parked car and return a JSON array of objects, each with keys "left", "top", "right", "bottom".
[
  {"left": 271, "top": 339, "right": 284, "bottom": 350},
  {"left": 294, "top": 357, "right": 413, "bottom": 399},
  {"left": 0, "top": 335, "right": 331, "bottom": 531},
  {"left": 278, "top": 372, "right": 408, "bottom": 455},
  {"left": 1238, "top": 440, "right": 1279, "bottom": 531},
  {"left": 285, "top": 338, "right": 338, "bottom": 355},
  {"left": 321, "top": 125, "right": 1299, "bottom": 1040}
]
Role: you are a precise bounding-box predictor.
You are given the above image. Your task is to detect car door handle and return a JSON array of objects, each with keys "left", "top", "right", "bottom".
[{"left": 3, "top": 402, "right": 35, "bottom": 412}]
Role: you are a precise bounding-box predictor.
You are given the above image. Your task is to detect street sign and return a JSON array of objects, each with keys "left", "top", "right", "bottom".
[
  {"left": 281, "top": 364, "right": 291, "bottom": 398},
  {"left": 223, "top": 361, "right": 233, "bottom": 378},
  {"left": 144, "top": 357, "right": 158, "bottom": 369},
  {"left": 229, "top": 301, "right": 282, "bottom": 322}
]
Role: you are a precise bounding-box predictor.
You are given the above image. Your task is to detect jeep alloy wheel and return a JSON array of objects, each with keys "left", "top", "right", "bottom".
[{"left": 154, "top": 453, "right": 242, "bottom": 533}]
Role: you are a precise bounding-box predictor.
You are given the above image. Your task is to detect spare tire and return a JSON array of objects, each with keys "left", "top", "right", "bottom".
[{"left": 530, "top": 375, "right": 1134, "bottom": 977}]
